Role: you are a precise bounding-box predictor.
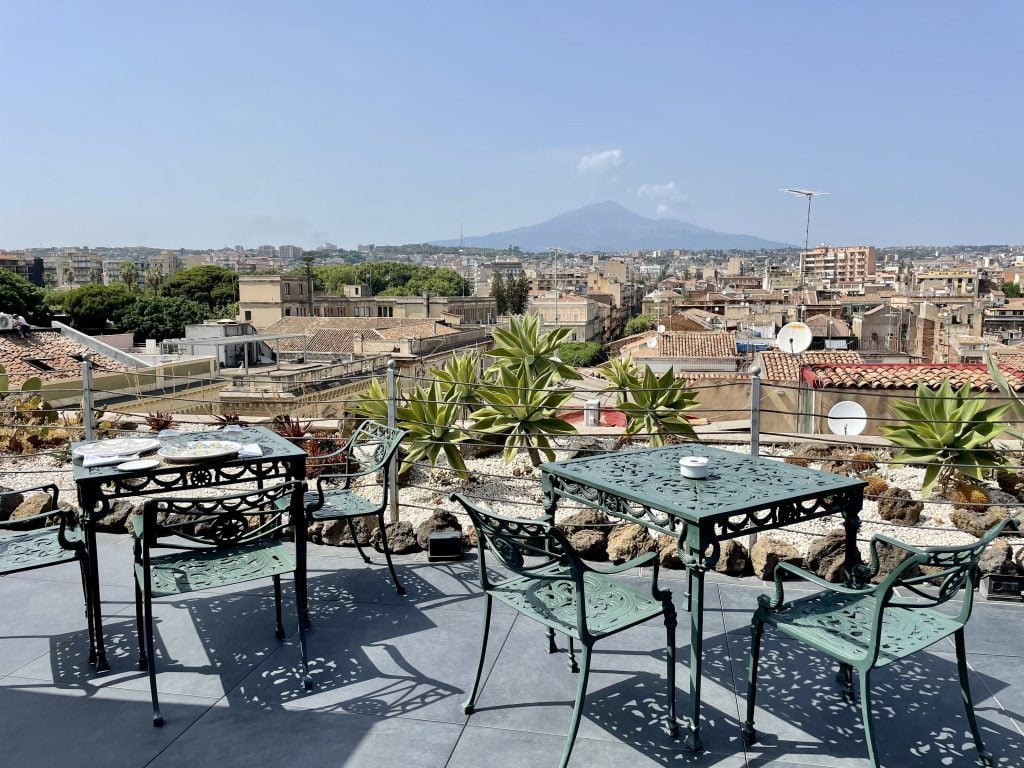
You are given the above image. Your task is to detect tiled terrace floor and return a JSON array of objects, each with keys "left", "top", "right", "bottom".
[{"left": 2, "top": 533, "right": 1023, "bottom": 768}]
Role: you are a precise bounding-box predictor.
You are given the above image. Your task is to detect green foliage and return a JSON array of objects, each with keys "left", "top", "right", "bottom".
[
  {"left": 119, "top": 294, "right": 209, "bottom": 341},
  {"left": 1003, "top": 281, "right": 1022, "bottom": 299},
  {"left": 624, "top": 314, "right": 653, "bottom": 336},
  {"left": 62, "top": 283, "right": 135, "bottom": 332},
  {"left": 398, "top": 381, "right": 468, "bottom": 479},
  {"left": 470, "top": 367, "right": 577, "bottom": 466},
  {"left": 490, "top": 271, "right": 508, "bottom": 315},
  {"left": 430, "top": 352, "right": 481, "bottom": 408},
  {"left": 160, "top": 265, "right": 238, "bottom": 311},
  {"left": 0, "top": 270, "right": 48, "bottom": 324},
  {"left": 603, "top": 363, "right": 700, "bottom": 446},
  {"left": 557, "top": 341, "right": 603, "bottom": 367},
  {"left": 346, "top": 377, "right": 391, "bottom": 423},
  {"left": 879, "top": 378, "right": 1009, "bottom": 496},
  {"left": 487, "top": 313, "right": 582, "bottom": 381},
  {"left": 307, "top": 263, "right": 469, "bottom": 297},
  {"left": 119, "top": 260, "right": 138, "bottom": 291},
  {"left": 145, "top": 266, "right": 164, "bottom": 291},
  {"left": 490, "top": 271, "right": 528, "bottom": 316}
]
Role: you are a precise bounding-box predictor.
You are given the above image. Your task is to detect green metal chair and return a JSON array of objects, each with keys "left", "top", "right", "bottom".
[
  {"left": 744, "top": 519, "right": 1019, "bottom": 768},
  {"left": 452, "top": 493, "right": 677, "bottom": 768},
  {"left": 0, "top": 484, "right": 93, "bottom": 654},
  {"left": 304, "top": 420, "right": 408, "bottom": 594},
  {"left": 132, "top": 481, "right": 310, "bottom": 726}
]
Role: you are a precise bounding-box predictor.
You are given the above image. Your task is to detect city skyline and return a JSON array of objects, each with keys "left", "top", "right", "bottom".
[{"left": 2, "top": 1, "right": 1022, "bottom": 250}]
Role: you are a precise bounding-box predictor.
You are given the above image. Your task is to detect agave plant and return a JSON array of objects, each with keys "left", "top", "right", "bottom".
[
  {"left": 346, "top": 376, "right": 392, "bottom": 423},
  {"left": 879, "top": 378, "right": 1008, "bottom": 496},
  {"left": 987, "top": 355, "right": 1024, "bottom": 437},
  {"left": 470, "top": 367, "right": 577, "bottom": 466},
  {"left": 486, "top": 313, "right": 582, "bottom": 382},
  {"left": 397, "top": 381, "right": 469, "bottom": 479},
  {"left": 615, "top": 365, "right": 699, "bottom": 447},
  {"left": 597, "top": 356, "right": 641, "bottom": 404},
  {"left": 430, "top": 351, "right": 481, "bottom": 410}
]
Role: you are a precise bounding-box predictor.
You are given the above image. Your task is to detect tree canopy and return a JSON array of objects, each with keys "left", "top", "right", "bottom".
[
  {"left": 61, "top": 284, "right": 135, "bottom": 333},
  {"left": 119, "top": 294, "right": 209, "bottom": 341},
  {"left": 1003, "top": 281, "right": 1022, "bottom": 299},
  {"left": 304, "top": 263, "right": 469, "bottom": 297},
  {"left": 0, "top": 270, "right": 49, "bottom": 324},
  {"left": 160, "top": 265, "right": 238, "bottom": 311}
]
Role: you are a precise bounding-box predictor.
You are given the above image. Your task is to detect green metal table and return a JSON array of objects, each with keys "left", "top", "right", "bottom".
[
  {"left": 540, "top": 443, "right": 866, "bottom": 751},
  {"left": 72, "top": 426, "right": 307, "bottom": 671}
]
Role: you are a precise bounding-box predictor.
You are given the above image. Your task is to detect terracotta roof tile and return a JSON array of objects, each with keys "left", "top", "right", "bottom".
[
  {"left": 759, "top": 350, "right": 864, "bottom": 382},
  {"left": 635, "top": 331, "right": 737, "bottom": 359},
  {"left": 804, "top": 363, "right": 1024, "bottom": 391},
  {"left": 0, "top": 329, "right": 126, "bottom": 386}
]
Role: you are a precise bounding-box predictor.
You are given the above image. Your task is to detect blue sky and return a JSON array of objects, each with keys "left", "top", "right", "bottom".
[{"left": 1, "top": 1, "right": 1021, "bottom": 249}]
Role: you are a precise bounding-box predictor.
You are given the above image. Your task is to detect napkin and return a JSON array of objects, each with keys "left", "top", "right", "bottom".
[
  {"left": 83, "top": 453, "right": 140, "bottom": 467},
  {"left": 238, "top": 443, "right": 262, "bottom": 459}
]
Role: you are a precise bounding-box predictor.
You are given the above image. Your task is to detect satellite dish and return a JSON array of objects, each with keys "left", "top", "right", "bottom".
[
  {"left": 776, "top": 322, "right": 812, "bottom": 354},
  {"left": 827, "top": 401, "right": 868, "bottom": 436},
  {"left": 656, "top": 324, "right": 666, "bottom": 334},
  {"left": 646, "top": 337, "right": 658, "bottom": 349}
]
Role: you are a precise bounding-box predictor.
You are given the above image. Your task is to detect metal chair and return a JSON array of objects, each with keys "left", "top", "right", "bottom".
[
  {"left": 0, "top": 484, "right": 93, "bottom": 653},
  {"left": 452, "top": 493, "right": 677, "bottom": 768},
  {"left": 304, "top": 420, "right": 408, "bottom": 594},
  {"left": 744, "top": 519, "right": 1019, "bottom": 768},
  {"left": 132, "top": 482, "right": 310, "bottom": 726}
]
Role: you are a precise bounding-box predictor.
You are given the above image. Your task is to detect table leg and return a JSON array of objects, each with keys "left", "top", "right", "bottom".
[
  {"left": 84, "top": 522, "right": 108, "bottom": 672},
  {"left": 682, "top": 550, "right": 706, "bottom": 752},
  {"left": 842, "top": 490, "right": 864, "bottom": 587}
]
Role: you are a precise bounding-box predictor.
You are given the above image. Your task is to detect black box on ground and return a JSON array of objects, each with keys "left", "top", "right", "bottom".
[
  {"left": 980, "top": 574, "right": 1024, "bottom": 602},
  {"left": 427, "top": 531, "right": 463, "bottom": 562}
]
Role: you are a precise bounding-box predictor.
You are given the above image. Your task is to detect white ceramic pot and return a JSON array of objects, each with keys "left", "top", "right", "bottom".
[{"left": 679, "top": 456, "right": 709, "bottom": 479}]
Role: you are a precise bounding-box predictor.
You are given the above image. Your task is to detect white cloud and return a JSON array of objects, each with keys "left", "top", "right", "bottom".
[
  {"left": 637, "top": 182, "right": 689, "bottom": 216},
  {"left": 577, "top": 148, "right": 624, "bottom": 174}
]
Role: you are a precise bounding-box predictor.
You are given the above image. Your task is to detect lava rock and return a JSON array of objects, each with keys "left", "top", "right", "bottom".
[
  {"left": 805, "top": 529, "right": 847, "bottom": 583},
  {"left": 557, "top": 510, "right": 611, "bottom": 561},
  {"left": 877, "top": 487, "right": 924, "bottom": 527},
  {"left": 950, "top": 507, "right": 1009, "bottom": 538},
  {"left": 868, "top": 539, "right": 920, "bottom": 584},
  {"left": 369, "top": 520, "right": 420, "bottom": 554},
  {"left": 713, "top": 539, "right": 752, "bottom": 577},
  {"left": 978, "top": 539, "right": 1020, "bottom": 577},
  {"left": 415, "top": 509, "right": 462, "bottom": 550},
  {"left": 9, "top": 492, "right": 54, "bottom": 525},
  {"left": 0, "top": 488, "right": 25, "bottom": 521},
  {"left": 563, "top": 436, "right": 617, "bottom": 461},
  {"left": 657, "top": 535, "right": 682, "bottom": 569},
  {"left": 750, "top": 537, "right": 802, "bottom": 581},
  {"left": 606, "top": 524, "right": 657, "bottom": 564}
]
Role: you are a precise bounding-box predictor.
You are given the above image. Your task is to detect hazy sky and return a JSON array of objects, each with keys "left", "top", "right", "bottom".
[{"left": 2, "top": 1, "right": 1022, "bottom": 249}]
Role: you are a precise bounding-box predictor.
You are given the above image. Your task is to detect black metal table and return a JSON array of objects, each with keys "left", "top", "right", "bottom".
[
  {"left": 72, "top": 426, "right": 307, "bottom": 671},
  {"left": 540, "top": 443, "right": 866, "bottom": 752}
]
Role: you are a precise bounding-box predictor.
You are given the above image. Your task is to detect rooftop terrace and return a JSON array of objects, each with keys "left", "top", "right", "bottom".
[{"left": 3, "top": 532, "right": 1023, "bottom": 768}]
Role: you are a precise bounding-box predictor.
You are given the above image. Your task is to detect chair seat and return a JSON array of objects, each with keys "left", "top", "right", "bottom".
[
  {"left": 138, "top": 540, "right": 296, "bottom": 597},
  {"left": 305, "top": 490, "right": 378, "bottom": 520},
  {"left": 491, "top": 566, "right": 665, "bottom": 639},
  {"left": 0, "top": 527, "right": 79, "bottom": 575},
  {"left": 762, "top": 590, "right": 961, "bottom": 666}
]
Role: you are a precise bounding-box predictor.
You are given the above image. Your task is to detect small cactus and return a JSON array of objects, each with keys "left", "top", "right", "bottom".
[
  {"left": 950, "top": 480, "right": 990, "bottom": 510},
  {"left": 785, "top": 455, "right": 809, "bottom": 467},
  {"left": 848, "top": 451, "right": 877, "bottom": 474},
  {"left": 864, "top": 474, "right": 889, "bottom": 497}
]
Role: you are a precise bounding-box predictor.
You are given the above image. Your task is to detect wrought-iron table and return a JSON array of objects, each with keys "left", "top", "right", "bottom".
[
  {"left": 540, "top": 443, "right": 866, "bottom": 752},
  {"left": 72, "top": 426, "right": 307, "bottom": 671}
]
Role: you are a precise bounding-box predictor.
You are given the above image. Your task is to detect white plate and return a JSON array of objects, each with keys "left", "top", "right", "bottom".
[
  {"left": 74, "top": 438, "right": 160, "bottom": 458},
  {"left": 116, "top": 459, "right": 161, "bottom": 472},
  {"left": 157, "top": 440, "right": 243, "bottom": 463}
]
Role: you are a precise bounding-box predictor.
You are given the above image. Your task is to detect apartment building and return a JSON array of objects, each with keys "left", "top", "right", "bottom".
[
  {"left": 799, "top": 245, "right": 876, "bottom": 286},
  {"left": 0, "top": 251, "right": 44, "bottom": 286}
]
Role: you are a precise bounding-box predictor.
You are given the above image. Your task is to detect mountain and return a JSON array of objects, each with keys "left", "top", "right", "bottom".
[{"left": 433, "top": 201, "right": 793, "bottom": 252}]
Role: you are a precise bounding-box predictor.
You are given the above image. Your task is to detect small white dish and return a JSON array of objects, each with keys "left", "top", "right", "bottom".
[
  {"left": 74, "top": 437, "right": 160, "bottom": 458},
  {"left": 158, "top": 439, "right": 243, "bottom": 463},
  {"left": 679, "top": 456, "right": 709, "bottom": 479},
  {"left": 116, "top": 459, "right": 161, "bottom": 472}
]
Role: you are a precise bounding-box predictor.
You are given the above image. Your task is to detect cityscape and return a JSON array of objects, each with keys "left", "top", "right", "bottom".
[{"left": 1, "top": 3, "right": 1023, "bottom": 768}]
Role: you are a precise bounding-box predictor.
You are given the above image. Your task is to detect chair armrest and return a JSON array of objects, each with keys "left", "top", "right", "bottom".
[{"left": 760, "top": 561, "right": 877, "bottom": 611}]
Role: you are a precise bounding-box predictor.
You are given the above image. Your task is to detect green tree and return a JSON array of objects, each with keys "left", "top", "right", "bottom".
[
  {"left": 557, "top": 341, "right": 603, "bottom": 367},
  {"left": 119, "top": 260, "right": 138, "bottom": 291},
  {"left": 161, "top": 265, "right": 238, "bottom": 311},
  {"left": 0, "top": 270, "right": 49, "bottom": 324},
  {"left": 510, "top": 272, "right": 530, "bottom": 314},
  {"left": 144, "top": 266, "right": 164, "bottom": 292},
  {"left": 1002, "top": 281, "right": 1022, "bottom": 299},
  {"left": 491, "top": 271, "right": 508, "bottom": 315},
  {"left": 62, "top": 284, "right": 136, "bottom": 332},
  {"left": 119, "top": 294, "right": 209, "bottom": 341},
  {"left": 625, "top": 314, "right": 653, "bottom": 336}
]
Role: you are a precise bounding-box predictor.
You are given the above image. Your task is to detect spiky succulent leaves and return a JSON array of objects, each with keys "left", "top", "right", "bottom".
[
  {"left": 397, "top": 382, "right": 468, "bottom": 479},
  {"left": 347, "top": 376, "right": 393, "bottom": 423},
  {"left": 597, "top": 356, "right": 641, "bottom": 407},
  {"left": 430, "top": 352, "right": 481, "bottom": 408},
  {"left": 879, "top": 378, "right": 1009, "bottom": 496},
  {"left": 470, "top": 366, "right": 577, "bottom": 466},
  {"left": 616, "top": 365, "right": 700, "bottom": 447},
  {"left": 486, "top": 313, "right": 582, "bottom": 382},
  {"left": 987, "top": 355, "right": 1024, "bottom": 439}
]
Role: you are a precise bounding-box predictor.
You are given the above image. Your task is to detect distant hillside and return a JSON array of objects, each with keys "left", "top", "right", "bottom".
[{"left": 433, "top": 201, "right": 793, "bottom": 252}]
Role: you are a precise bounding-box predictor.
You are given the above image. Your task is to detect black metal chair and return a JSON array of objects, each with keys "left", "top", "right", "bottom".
[
  {"left": 452, "top": 492, "right": 678, "bottom": 768},
  {"left": 745, "top": 519, "right": 1019, "bottom": 768},
  {"left": 0, "top": 484, "right": 93, "bottom": 653},
  {"left": 132, "top": 481, "right": 310, "bottom": 726},
  {"left": 304, "top": 420, "right": 408, "bottom": 594}
]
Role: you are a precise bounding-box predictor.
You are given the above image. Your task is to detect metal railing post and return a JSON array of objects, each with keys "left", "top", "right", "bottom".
[
  {"left": 82, "top": 353, "right": 95, "bottom": 441},
  {"left": 386, "top": 359, "right": 399, "bottom": 524},
  {"left": 749, "top": 364, "right": 761, "bottom": 457}
]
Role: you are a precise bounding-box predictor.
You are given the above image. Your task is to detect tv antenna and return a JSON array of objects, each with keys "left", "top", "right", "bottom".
[
  {"left": 781, "top": 188, "right": 829, "bottom": 253},
  {"left": 827, "top": 401, "right": 868, "bottom": 436}
]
